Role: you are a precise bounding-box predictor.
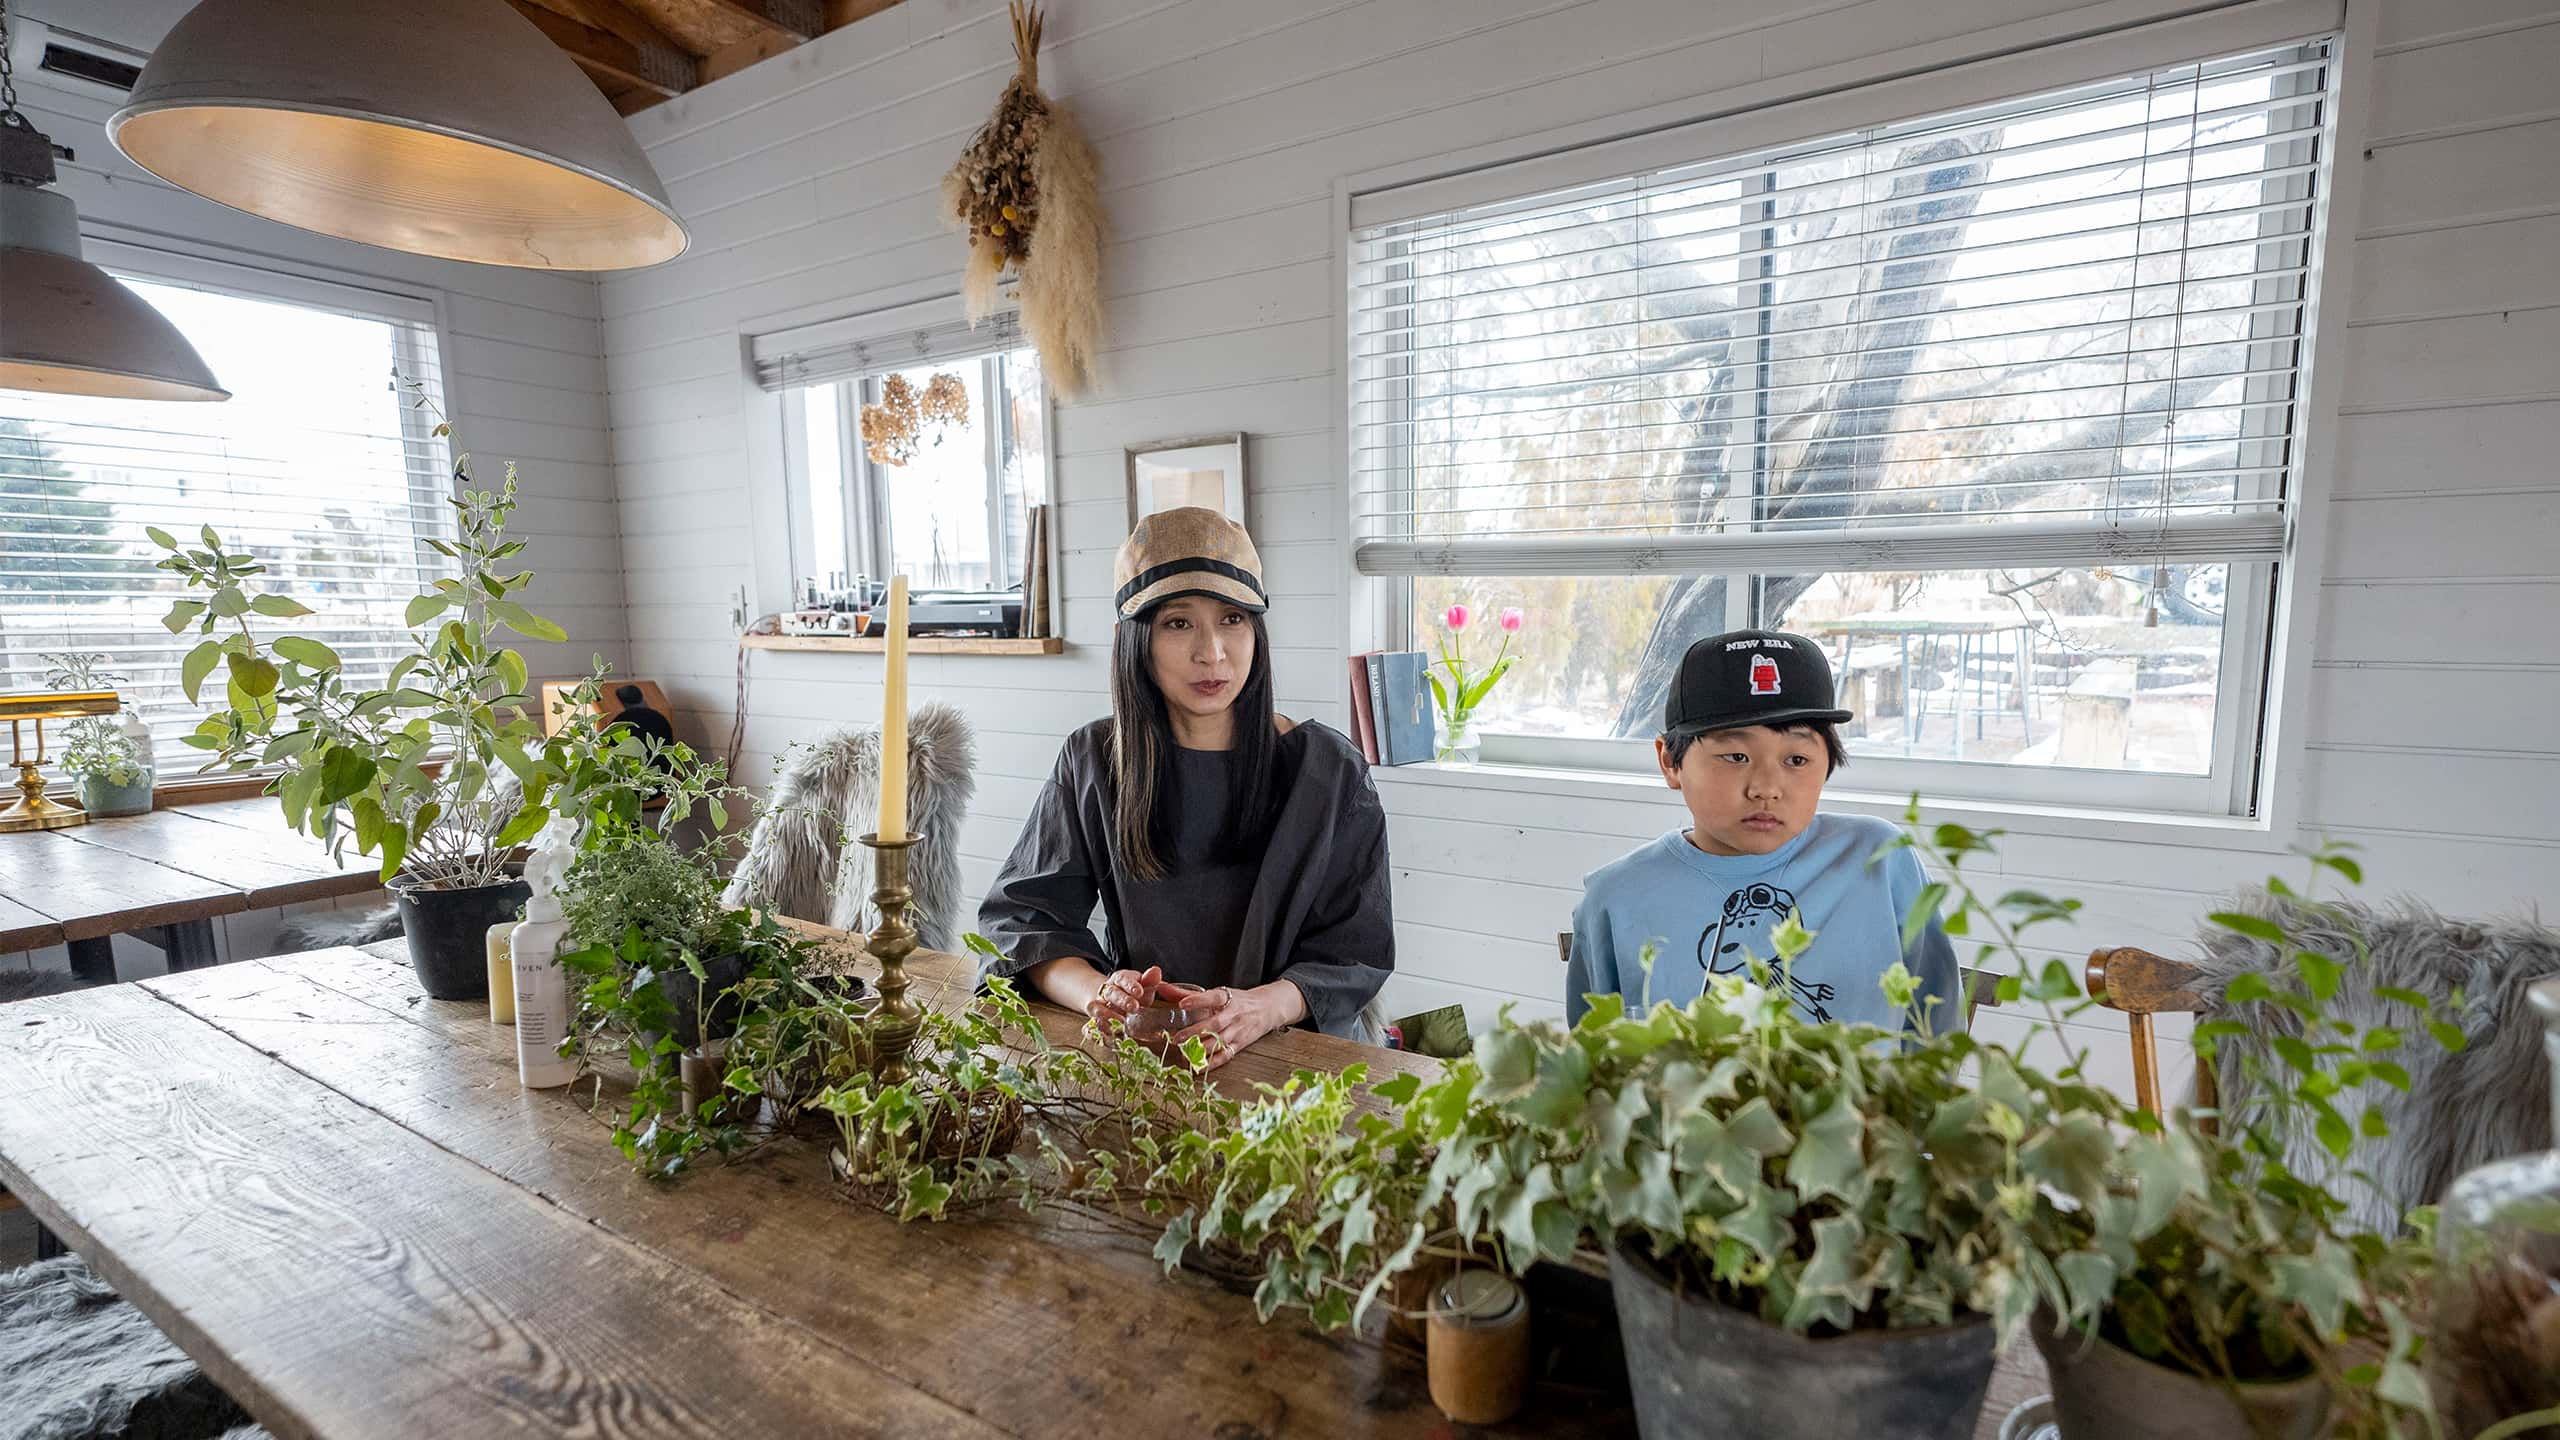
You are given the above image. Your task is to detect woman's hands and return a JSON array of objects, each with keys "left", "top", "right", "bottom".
[
  {"left": 1086, "top": 964, "right": 1168, "bottom": 1029},
  {"left": 1161, "top": 979, "right": 1307, "bottom": 1072}
]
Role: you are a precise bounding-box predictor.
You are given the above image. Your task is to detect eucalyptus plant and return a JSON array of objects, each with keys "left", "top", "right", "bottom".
[
  {"left": 147, "top": 393, "right": 681, "bottom": 889},
  {"left": 41, "top": 652, "right": 144, "bottom": 788}
]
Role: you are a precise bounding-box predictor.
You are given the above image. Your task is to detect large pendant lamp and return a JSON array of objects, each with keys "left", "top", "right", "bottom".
[
  {"left": 0, "top": 1, "right": 227, "bottom": 401},
  {"left": 108, "top": 0, "right": 687, "bottom": 271}
]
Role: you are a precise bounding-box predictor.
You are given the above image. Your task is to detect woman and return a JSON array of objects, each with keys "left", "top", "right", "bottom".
[{"left": 976, "top": 507, "right": 1392, "bottom": 1067}]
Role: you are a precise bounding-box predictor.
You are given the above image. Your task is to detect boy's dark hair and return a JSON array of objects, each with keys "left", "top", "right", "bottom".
[{"left": 1663, "top": 719, "right": 1847, "bottom": 776}]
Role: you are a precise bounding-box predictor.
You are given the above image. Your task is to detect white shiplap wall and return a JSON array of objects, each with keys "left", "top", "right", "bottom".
[
  {"left": 603, "top": 0, "right": 2560, "bottom": 1102},
  {"left": 3, "top": 67, "right": 627, "bottom": 975}
]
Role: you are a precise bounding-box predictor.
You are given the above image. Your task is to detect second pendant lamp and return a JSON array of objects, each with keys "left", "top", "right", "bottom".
[{"left": 107, "top": 0, "right": 687, "bottom": 271}]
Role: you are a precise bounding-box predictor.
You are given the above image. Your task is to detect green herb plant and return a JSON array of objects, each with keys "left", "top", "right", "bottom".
[{"left": 41, "top": 652, "right": 144, "bottom": 788}]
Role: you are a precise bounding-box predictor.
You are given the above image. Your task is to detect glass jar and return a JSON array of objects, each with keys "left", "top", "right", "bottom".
[
  {"left": 2429, "top": 977, "right": 2560, "bottom": 1436},
  {"left": 1437, "top": 713, "right": 1481, "bottom": 765}
]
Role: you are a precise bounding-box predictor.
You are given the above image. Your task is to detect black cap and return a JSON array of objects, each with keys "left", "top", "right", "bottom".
[{"left": 1664, "top": 629, "right": 1853, "bottom": 739}]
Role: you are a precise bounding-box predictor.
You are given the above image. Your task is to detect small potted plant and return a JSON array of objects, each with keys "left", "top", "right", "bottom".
[
  {"left": 1428, "top": 603, "right": 1521, "bottom": 764},
  {"left": 43, "top": 653, "right": 153, "bottom": 817}
]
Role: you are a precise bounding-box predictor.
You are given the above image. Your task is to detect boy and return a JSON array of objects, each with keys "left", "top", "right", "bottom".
[{"left": 1566, "top": 629, "right": 1960, "bottom": 1031}]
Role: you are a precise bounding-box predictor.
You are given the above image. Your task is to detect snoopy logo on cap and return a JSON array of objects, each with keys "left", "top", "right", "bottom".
[{"left": 1748, "top": 653, "right": 1782, "bottom": 696}]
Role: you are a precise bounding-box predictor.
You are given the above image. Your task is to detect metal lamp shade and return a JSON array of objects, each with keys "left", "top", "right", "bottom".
[
  {"left": 0, "top": 185, "right": 229, "bottom": 402},
  {"left": 107, "top": 0, "right": 688, "bottom": 272}
]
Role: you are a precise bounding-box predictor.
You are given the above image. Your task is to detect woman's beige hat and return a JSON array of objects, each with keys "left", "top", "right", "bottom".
[{"left": 1112, "top": 506, "right": 1268, "bottom": 619}]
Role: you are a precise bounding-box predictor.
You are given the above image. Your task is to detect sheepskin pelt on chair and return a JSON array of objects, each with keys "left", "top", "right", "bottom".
[
  {"left": 2186, "top": 891, "right": 2560, "bottom": 1233},
  {"left": 0, "top": 1254, "right": 253, "bottom": 1439},
  {"left": 722, "top": 702, "right": 977, "bottom": 953}
]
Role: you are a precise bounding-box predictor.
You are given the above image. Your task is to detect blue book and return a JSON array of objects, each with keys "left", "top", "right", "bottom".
[{"left": 1378, "top": 651, "right": 1437, "bottom": 765}]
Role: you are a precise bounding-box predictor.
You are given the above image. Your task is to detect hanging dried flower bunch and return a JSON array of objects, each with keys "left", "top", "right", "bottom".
[
  {"left": 941, "top": 2, "right": 1104, "bottom": 395},
  {"left": 859, "top": 371, "right": 973, "bottom": 467}
]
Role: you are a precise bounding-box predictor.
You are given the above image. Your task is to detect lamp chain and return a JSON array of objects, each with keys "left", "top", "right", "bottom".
[{"left": 0, "top": 0, "right": 24, "bottom": 129}]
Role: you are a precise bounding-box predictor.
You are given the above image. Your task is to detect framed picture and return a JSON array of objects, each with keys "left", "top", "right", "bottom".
[{"left": 1125, "top": 433, "right": 1246, "bottom": 528}]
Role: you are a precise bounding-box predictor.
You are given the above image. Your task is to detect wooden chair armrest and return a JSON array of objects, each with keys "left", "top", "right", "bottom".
[{"left": 2085, "top": 945, "right": 2207, "bottom": 1014}]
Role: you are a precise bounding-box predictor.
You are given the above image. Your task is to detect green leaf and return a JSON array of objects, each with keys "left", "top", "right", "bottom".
[
  {"left": 2271, "top": 1035, "right": 2318, "bottom": 1074},
  {"left": 378, "top": 821, "right": 408, "bottom": 881},
  {"left": 162, "top": 600, "right": 207, "bottom": 632},
  {"left": 2211, "top": 911, "right": 2286, "bottom": 943},
  {"left": 316, "top": 746, "right": 377, "bottom": 807},
  {"left": 495, "top": 648, "right": 528, "bottom": 698},
  {"left": 351, "top": 796, "right": 383, "bottom": 853},
  {"left": 2374, "top": 986, "right": 2430, "bottom": 1009},
  {"left": 210, "top": 586, "right": 250, "bottom": 618},
  {"left": 2427, "top": 1020, "right": 2469, "bottom": 1053},
  {"left": 226, "top": 652, "right": 280, "bottom": 699},
  {"left": 146, "top": 525, "right": 180, "bottom": 550},
  {"left": 488, "top": 599, "right": 567, "bottom": 644},
  {"left": 2124, "top": 1133, "right": 2196, "bottom": 1240},
  {"left": 272, "top": 636, "right": 343, "bottom": 671},
  {"left": 1784, "top": 1095, "right": 1866, "bottom": 1204},
  {"left": 2269, "top": 1238, "right": 2359, "bottom": 1338},
  {"left": 1473, "top": 1029, "right": 1537, "bottom": 1102},
  {"left": 1677, "top": 1096, "right": 1792, "bottom": 1198},
  {"left": 493, "top": 806, "right": 550, "bottom": 849},
  {"left": 2293, "top": 949, "right": 2344, "bottom": 1002},
  {"left": 405, "top": 593, "right": 450, "bottom": 628},
  {"left": 1152, "top": 1212, "right": 1194, "bottom": 1272},
  {"left": 248, "top": 593, "right": 313, "bottom": 619},
  {"left": 181, "top": 640, "right": 223, "bottom": 702},
  {"left": 1371, "top": 1073, "right": 1422, "bottom": 1107},
  {"left": 2225, "top": 972, "right": 2277, "bottom": 1005},
  {"left": 2020, "top": 1112, "right": 2115, "bottom": 1204},
  {"left": 2313, "top": 1103, "right": 2354, "bottom": 1160}
]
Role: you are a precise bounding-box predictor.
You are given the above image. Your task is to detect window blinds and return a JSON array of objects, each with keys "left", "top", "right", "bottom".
[
  {"left": 1349, "top": 38, "right": 2335, "bottom": 580},
  {"left": 752, "top": 293, "right": 1026, "bottom": 391},
  {"left": 0, "top": 273, "right": 455, "bottom": 777}
]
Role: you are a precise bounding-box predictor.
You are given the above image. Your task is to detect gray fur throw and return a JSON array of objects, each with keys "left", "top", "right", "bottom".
[
  {"left": 2187, "top": 891, "right": 2560, "bottom": 1233},
  {"left": 723, "top": 702, "right": 976, "bottom": 953},
  {"left": 272, "top": 905, "right": 402, "bottom": 954},
  {"left": 0, "top": 1254, "right": 251, "bottom": 1439}
]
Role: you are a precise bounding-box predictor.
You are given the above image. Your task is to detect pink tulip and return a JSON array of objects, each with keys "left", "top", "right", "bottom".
[
  {"left": 1499, "top": 607, "right": 1524, "bottom": 633},
  {"left": 1444, "top": 604, "right": 1471, "bottom": 632}
]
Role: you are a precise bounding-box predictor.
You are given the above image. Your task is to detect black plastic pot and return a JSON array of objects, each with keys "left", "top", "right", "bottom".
[
  {"left": 658, "top": 952, "right": 751, "bottom": 1050},
  {"left": 1607, "top": 1236, "right": 1995, "bottom": 1440},
  {"left": 2032, "top": 1309, "right": 2331, "bottom": 1440},
  {"left": 393, "top": 877, "right": 531, "bottom": 1000}
]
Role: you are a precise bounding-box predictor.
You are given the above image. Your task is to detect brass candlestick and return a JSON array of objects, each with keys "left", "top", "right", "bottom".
[
  {"left": 857, "top": 831, "right": 923, "bottom": 1083},
  {"left": 0, "top": 691, "right": 119, "bottom": 834}
]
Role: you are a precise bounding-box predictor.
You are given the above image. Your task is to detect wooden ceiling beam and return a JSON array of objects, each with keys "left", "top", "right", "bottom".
[
  {"left": 822, "top": 0, "right": 902, "bottom": 30},
  {"left": 699, "top": 0, "right": 821, "bottom": 41},
  {"left": 507, "top": 0, "right": 698, "bottom": 98},
  {"left": 522, "top": 0, "right": 692, "bottom": 59}
]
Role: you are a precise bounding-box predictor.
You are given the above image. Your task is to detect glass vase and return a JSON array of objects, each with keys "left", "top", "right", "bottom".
[
  {"left": 2429, "top": 977, "right": 2560, "bottom": 1436},
  {"left": 1437, "top": 713, "right": 1480, "bottom": 765}
]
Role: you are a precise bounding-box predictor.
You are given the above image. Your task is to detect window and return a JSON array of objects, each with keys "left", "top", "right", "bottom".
[
  {"left": 757, "top": 298, "right": 1047, "bottom": 602},
  {"left": 1350, "top": 38, "right": 2336, "bottom": 812},
  {"left": 785, "top": 347, "right": 1046, "bottom": 594},
  {"left": 0, "top": 266, "right": 453, "bottom": 779}
]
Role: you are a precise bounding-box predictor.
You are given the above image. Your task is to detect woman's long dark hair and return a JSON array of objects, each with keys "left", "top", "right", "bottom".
[{"left": 1109, "top": 604, "right": 1280, "bottom": 883}]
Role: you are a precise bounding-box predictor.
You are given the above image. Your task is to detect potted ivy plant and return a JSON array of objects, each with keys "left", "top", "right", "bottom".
[
  {"left": 1357, "top": 933, "right": 2119, "bottom": 1440},
  {"left": 1907, "top": 817, "right": 2447, "bottom": 1440},
  {"left": 149, "top": 396, "right": 638, "bottom": 999},
  {"left": 42, "top": 652, "right": 153, "bottom": 817}
]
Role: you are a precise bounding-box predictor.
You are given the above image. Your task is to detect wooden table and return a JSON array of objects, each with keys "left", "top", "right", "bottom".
[
  {"left": 0, "top": 797, "right": 381, "bottom": 980},
  {"left": 0, "top": 927, "right": 2050, "bottom": 1438}
]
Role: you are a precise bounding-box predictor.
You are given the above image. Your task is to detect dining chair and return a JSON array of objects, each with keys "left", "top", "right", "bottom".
[{"left": 2084, "top": 944, "right": 2219, "bottom": 1134}]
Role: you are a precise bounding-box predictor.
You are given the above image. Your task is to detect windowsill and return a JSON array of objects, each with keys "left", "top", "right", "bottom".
[
  {"left": 742, "top": 634, "right": 1064, "bottom": 656},
  {"left": 1367, "top": 756, "right": 2290, "bottom": 851}
]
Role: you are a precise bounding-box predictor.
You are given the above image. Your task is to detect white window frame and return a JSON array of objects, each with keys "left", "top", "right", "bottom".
[
  {"left": 779, "top": 349, "right": 1032, "bottom": 594},
  {"left": 4, "top": 235, "right": 459, "bottom": 784},
  {"left": 1339, "top": 0, "right": 2350, "bottom": 822}
]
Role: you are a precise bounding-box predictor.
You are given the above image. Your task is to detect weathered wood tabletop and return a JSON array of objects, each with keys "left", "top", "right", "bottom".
[
  {"left": 0, "top": 797, "right": 381, "bottom": 975},
  {"left": 0, "top": 929, "right": 2049, "bottom": 1438}
]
